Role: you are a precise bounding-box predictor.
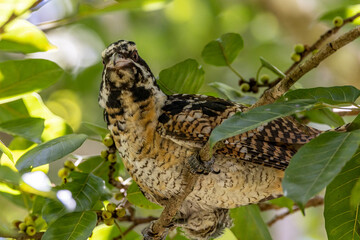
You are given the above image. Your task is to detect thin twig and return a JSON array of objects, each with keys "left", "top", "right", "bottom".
[
  {"left": 267, "top": 196, "right": 324, "bottom": 226},
  {"left": 252, "top": 25, "right": 360, "bottom": 108},
  {"left": 269, "top": 13, "right": 360, "bottom": 88}
]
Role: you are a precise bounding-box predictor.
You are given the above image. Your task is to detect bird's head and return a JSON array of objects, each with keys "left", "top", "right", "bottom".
[{"left": 99, "top": 40, "right": 160, "bottom": 109}]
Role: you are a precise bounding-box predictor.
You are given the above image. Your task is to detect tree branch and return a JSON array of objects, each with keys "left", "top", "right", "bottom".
[{"left": 252, "top": 25, "right": 360, "bottom": 108}]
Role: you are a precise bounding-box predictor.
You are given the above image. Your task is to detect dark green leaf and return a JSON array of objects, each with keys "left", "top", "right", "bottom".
[
  {"left": 348, "top": 114, "right": 360, "bottom": 131},
  {"left": 42, "top": 172, "right": 106, "bottom": 224},
  {"left": 305, "top": 108, "right": 345, "bottom": 127},
  {"left": 282, "top": 86, "right": 360, "bottom": 104},
  {"left": 157, "top": 59, "right": 204, "bottom": 94},
  {"left": 259, "top": 57, "right": 285, "bottom": 78},
  {"left": 201, "top": 33, "right": 244, "bottom": 66},
  {"left": 324, "top": 151, "right": 360, "bottom": 240},
  {"left": 209, "top": 99, "right": 316, "bottom": 147},
  {"left": 16, "top": 134, "right": 87, "bottom": 173},
  {"left": 0, "top": 19, "right": 55, "bottom": 53},
  {"left": 42, "top": 211, "right": 97, "bottom": 240},
  {"left": 283, "top": 131, "right": 360, "bottom": 208},
  {"left": 0, "top": 59, "right": 64, "bottom": 104},
  {"left": 127, "top": 181, "right": 162, "bottom": 209},
  {"left": 0, "top": 117, "right": 44, "bottom": 143},
  {"left": 0, "top": 165, "right": 20, "bottom": 185},
  {"left": 230, "top": 205, "right": 272, "bottom": 240},
  {"left": 350, "top": 177, "right": 360, "bottom": 209}
]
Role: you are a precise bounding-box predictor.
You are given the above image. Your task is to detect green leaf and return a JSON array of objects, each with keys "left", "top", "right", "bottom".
[
  {"left": 209, "top": 99, "right": 316, "bottom": 147},
  {"left": 42, "top": 211, "right": 97, "bottom": 240},
  {"left": 0, "top": 165, "right": 20, "bottom": 185},
  {"left": 283, "top": 131, "right": 360, "bottom": 208},
  {"left": 259, "top": 57, "right": 285, "bottom": 78},
  {"left": 0, "top": 140, "right": 13, "bottom": 162},
  {"left": 350, "top": 177, "right": 360, "bottom": 209},
  {"left": 324, "top": 151, "right": 360, "bottom": 240},
  {"left": 80, "top": 122, "right": 109, "bottom": 138},
  {"left": 127, "top": 181, "right": 162, "bottom": 209},
  {"left": 348, "top": 114, "right": 360, "bottom": 131},
  {"left": 268, "top": 197, "right": 294, "bottom": 212},
  {"left": 0, "top": 0, "right": 37, "bottom": 26},
  {"left": 0, "top": 59, "right": 64, "bottom": 104},
  {"left": 230, "top": 205, "right": 272, "bottom": 240},
  {"left": 305, "top": 108, "right": 345, "bottom": 127},
  {"left": 91, "top": 224, "right": 142, "bottom": 240},
  {"left": 16, "top": 134, "right": 87, "bottom": 173},
  {"left": 42, "top": 172, "right": 106, "bottom": 224},
  {"left": 0, "top": 19, "right": 55, "bottom": 53},
  {"left": 209, "top": 82, "right": 257, "bottom": 105},
  {"left": 201, "top": 33, "right": 244, "bottom": 66},
  {"left": 282, "top": 86, "right": 360, "bottom": 105},
  {"left": 0, "top": 98, "right": 30, "bottom": 122},
  {"left": 319, "top": 4, "right": 360, "bottom": 25},
  {"left": 0, "top": 117, "right": 44, "bottom": 143},
  {"left": 157, "top": 59, "right": 204, "bottom": 94}
]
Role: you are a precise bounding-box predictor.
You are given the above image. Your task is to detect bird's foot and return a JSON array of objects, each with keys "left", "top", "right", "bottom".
[
  {"left": 187, "top": 154, "right": 220, "bottom": 175},
  {"left": 142, "top": 221, "right": 168, "bottom": 240}
]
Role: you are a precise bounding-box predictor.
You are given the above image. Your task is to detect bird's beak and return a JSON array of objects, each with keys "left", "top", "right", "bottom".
[{"left": 110, "top": 53, "right": 133, "bottom": 69}]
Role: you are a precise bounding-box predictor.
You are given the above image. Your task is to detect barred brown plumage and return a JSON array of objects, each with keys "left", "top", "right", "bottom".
[{"left": 98, "top": 40, "right": 320, "bottom": 240}]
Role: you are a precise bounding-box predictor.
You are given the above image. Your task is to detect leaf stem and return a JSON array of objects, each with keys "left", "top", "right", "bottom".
[{"left": 227, "top": 64, "right": 245, "bottom": 81}]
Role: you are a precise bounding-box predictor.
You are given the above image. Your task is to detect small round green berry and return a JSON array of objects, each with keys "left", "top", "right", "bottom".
[
  {"left": 101, "top": 150, "right": 109, "bottom": 159},
  {"left": 294, "top": 44, "right": 305, "bottom": 53},
  {"left": 103, "top": 136, "right": 114, "bottom": 147},
  {"left": 107, "top": 203, "right": 117, "bottom": 212},
  {"left": 18, "top": 222, "right": 27, "bottom": 232},
  {"left": 107, "top": 153, "right": 117, "bottom": 163},
  {"left": 240, "top": 83, "right": 250, "bottom": 92},
  {"left": 64, "top": 160, "right": 75, "bottom": 170},
  {"left": 291, "top": 53, "right": 301, "bottom": 62},
  {"left": 58, "top": 168, "right": 70, "bottom": 179},
  {"left": 116, "top": 208, "right": 126, "bottom": 218},
  {"left": 26, "top": 226, "right": 36, "bottom": 236},
  {"left": 114, "top": 192, "right": 125, "bottom": 201},
  {"left": 333, "top": 16, "right": 343, "bottom": 27},
  {"left": 103, "top": 218, "right": 115, "bottom": 226},
  {"left": 259, "top": 74, "right": 270, "bottom": 84},
  {"left": 102, "top": 210, "right": 113, "bottom": 220},
  {"left": 24, "top": 216, "right": 34, "bottom": 226}
]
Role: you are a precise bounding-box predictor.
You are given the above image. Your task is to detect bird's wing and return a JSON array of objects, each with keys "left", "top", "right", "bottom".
[{"left": 156, "top": 94, "right": 320, "bottom": 170}]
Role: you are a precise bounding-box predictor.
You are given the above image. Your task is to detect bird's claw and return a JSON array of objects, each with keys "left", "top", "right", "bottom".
[{"left": 188, "top": 154, "right": 220, "bottom": 175}]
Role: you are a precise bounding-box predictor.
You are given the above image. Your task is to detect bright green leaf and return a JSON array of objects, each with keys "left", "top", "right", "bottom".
[
  {"left": 209, "top": 99, "right": 316, "bottom": 147},
  {"left": 0, "top": 0, "right": 37, "bottom": 26},
  {"left": 350, "top": 177, "right": 360, "bottom": 209},
  {"left": 127, "top": 181, "right": 162, "bottom": 209},
  {"left": 230, "top": 205, "right": 272, "bottom": 240},
  {"left": 209, "top": 82, "right": 257, "bottom": 105},
  {"left": 202, "top": 33, "right": 244, "bottom": 66},
  {"left": 0, "top": 117, "right": 44, "bottom": 143},
  {"left": 91, "top": 224, "right": 142, "bottom": 240},
  {"left": 268, "top": 197, "right": 294, "bottom": 212},
  {"left": 42, "top": 211, "right": 97, "bottom": 240},
  {"left": 283, "top": 131, "right": 360, "bottom": 208},
  {"left": 324, "top": 151, "right": 360, "bottom": 240},
  {"left": 305, "top": 108, "right": 345, "bottom": 128},
  {"left": 0, "top": 59, "right": 63, "bottom": 104},
  {"left": 282, "top": 86, "right": 360, "bottom": 105},
  {"left": 0, "top": 165, "right": 20, "bottom": 185},
  {"left": 0, "top": 140, "right": 13, "bottom": 162},
  {"left": 16, "top": 134, "right": 87, "bottom": 173},
  {"left": 0, "top": 98, "right": 30, "bottom": 122},
  {"left": 0, "top": 19, "right": 55, "bottom": 53},
  {"left": 259, "top": 57, "right": 285, "bottom": 78},
  {"left": 158, "top": 59, "right": 204, "bottom": 94}
]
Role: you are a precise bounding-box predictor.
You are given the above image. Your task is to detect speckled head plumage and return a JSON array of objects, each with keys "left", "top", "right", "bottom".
[{"left": 98, "top": 40, "right": 161, "bottom": 110}]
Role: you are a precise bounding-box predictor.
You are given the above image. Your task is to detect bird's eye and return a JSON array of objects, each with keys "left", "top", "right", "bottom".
[{"left": 131, "top": 51, "right": 139, "bottom": 62}]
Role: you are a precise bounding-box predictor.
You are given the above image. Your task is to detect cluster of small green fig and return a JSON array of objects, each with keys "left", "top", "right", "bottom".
[
  {"left": 291, "top": 43, "right": 305, "bottom": 62},
  {"left": 238, "top": 74, "right": 271, "bottom": 93},
  {"left": 333, "top": 16, "right": 344, "bottom": 27},
  {"left": 101, "top": 203, "right": 126, "bottom": 226},
  {"left": 58, "top": 160, "right": 76, "bottom": 183},
  {"left": 12, "top": 215, "right": 37, "bottom": 236},
  {"left": 101, "top": 134, "right": 117, "bottom": 163}
]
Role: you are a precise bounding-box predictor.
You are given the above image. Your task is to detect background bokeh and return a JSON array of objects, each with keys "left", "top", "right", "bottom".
[{"left": 1, "top": 0, "right": 360, "bottom": 239}]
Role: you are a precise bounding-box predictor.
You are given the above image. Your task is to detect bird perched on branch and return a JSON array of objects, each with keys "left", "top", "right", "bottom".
[{"left": 98, "top": 40, "right": 320, "bottom": 240}]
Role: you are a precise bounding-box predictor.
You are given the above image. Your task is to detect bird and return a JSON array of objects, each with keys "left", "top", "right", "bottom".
[{"left": 98, "top": 40, "right": 320, "bottom": 240}]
